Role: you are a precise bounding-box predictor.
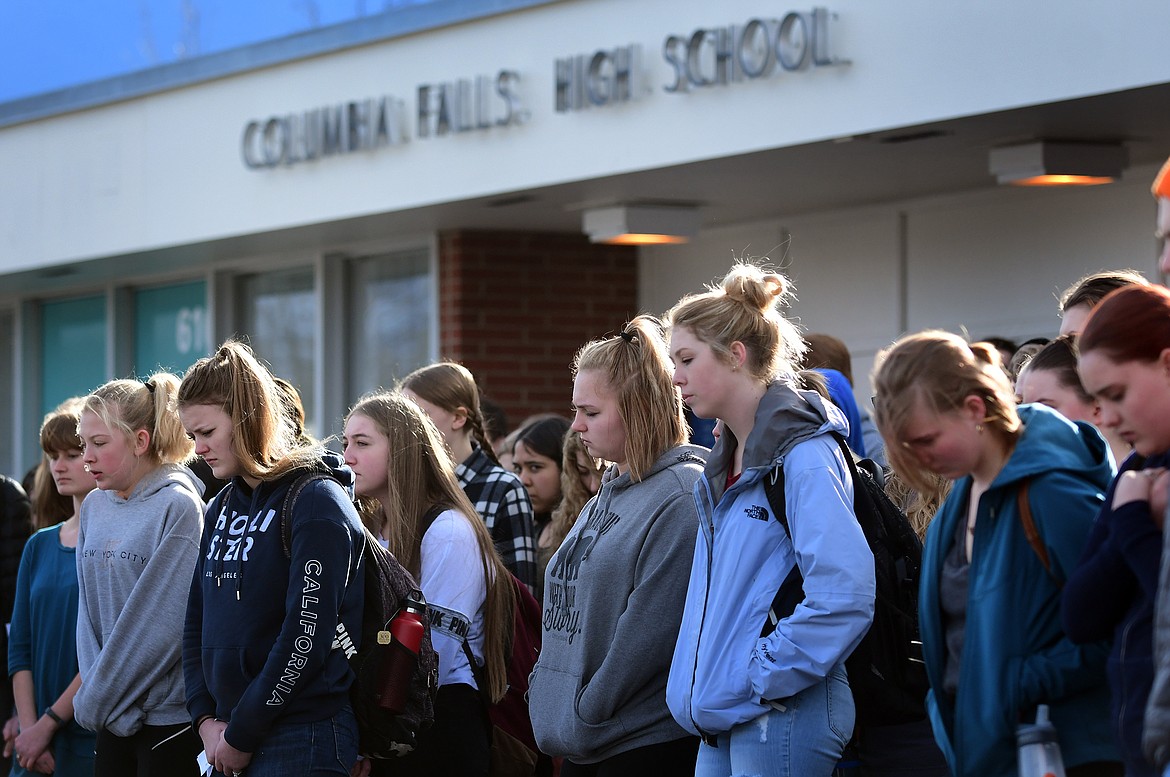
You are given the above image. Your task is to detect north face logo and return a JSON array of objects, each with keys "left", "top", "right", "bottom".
[{"left": 746, "top": 505, "right": 769, "bottom": 522}]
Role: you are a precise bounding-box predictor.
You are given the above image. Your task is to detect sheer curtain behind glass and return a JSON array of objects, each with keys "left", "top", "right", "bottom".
[
  {"left": 237, "top": 267, "right": 317, "bottom": 433},
  {"left": 348, "top": 249, "right": 431, "bottom": 396}
]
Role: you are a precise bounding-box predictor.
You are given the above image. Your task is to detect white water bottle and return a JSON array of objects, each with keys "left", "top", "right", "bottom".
[{"left": 1017, "top": 704, "right": 1066, "bottom": 777}]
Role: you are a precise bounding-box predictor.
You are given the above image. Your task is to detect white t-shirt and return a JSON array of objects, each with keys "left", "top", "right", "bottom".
[{"left": 420, "top": 509, "right": 488, "bottom": 689}]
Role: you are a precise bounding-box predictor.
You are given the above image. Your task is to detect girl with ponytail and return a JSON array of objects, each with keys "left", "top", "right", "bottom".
[
  {"left": 400, "top": 362, "right": 537, "bottom": 590},
  {"left": 873, "top": 330, "right": 1118, "bottom": 777},
  {"left": 528, "top": 315, "right": 706, "bottom": 775},
  {"left": 74, "top": 373, "right": 205, "bottom": 776},
  {"left": 177, "top": 340, "right": 365, "bottom": 777},
  {"left": 663, "top": 263, "right": 875, "bottom": 777}
]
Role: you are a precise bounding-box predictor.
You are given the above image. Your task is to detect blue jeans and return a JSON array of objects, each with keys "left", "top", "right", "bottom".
[
  {"left": 695, "top": 664, "right": 854, "bottom": 777},
  {"left": 216, "top": 706, "right": 357, "bottom": 777}
]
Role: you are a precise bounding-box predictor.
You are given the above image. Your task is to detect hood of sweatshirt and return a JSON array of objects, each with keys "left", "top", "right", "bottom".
[
  {"left": 992, "top": 403, "right": 1113, "bottom": 492},
  {"left": 597, "top": 443, "right": 707, "bottom": 491},
  {"left": 210, "top": 450, "right": 354, "bottom": 598},
  {"left": 100, "top": 461, "right": 205, "bottom": 506},
  {"left": 702, "top": 379, "right": 849, "bottom": 506}
]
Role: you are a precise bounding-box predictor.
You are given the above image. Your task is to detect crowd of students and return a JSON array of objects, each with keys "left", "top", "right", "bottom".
[{"left": 2, "top": 159, "right": 1170, "bottom": 777}]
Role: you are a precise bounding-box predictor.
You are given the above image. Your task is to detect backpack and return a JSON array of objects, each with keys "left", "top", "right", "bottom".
[
  {"left": 279, "top": 471, "right": 440, "bottom": 758},
  {"left": 760, "top": 433, "right": 928, "bottom": 726}
]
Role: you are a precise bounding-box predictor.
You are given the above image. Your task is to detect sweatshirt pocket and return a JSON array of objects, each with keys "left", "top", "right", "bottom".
[
  {"left": 143, "top": 663, "right": 183, "bottom": 715},
  {"left": 528, "top": 664, "right": 627, "bottom": 761}
]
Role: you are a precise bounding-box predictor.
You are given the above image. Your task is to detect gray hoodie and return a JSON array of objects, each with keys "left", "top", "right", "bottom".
[
  {"left": 529, "top": 443, "right": 706, "bottom": 763},
  {"left": 74, "top": 463, "right": 204, "bottom": 736}
]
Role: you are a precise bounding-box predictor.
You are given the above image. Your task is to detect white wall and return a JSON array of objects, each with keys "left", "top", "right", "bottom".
[
  {"left": 639, "top": 161, "right": 1163, "bottom": 402},
  {"left": 2, "top": 0, "right": 1169, "bottom": 272}
]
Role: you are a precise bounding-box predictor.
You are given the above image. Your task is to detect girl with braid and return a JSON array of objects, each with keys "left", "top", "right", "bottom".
[{"left": 401, "top": 362, "right": 537, "bottom": 590}]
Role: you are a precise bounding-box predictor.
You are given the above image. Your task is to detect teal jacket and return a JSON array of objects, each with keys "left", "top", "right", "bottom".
[{"left": 920, "top": 404, "right": 1117, "bottom": 777}]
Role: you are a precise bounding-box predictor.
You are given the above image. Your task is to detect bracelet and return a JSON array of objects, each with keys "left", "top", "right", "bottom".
[{"left": 43, "top": 706, "right": 65, "bottom": 727}]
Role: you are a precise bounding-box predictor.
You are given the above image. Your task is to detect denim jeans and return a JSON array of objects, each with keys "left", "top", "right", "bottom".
[
  {"left": 695, "top": 664, "right": 854, "bottom": 777},
  {"left": 215, "top": 705, "right": 357, "bottom": 777}
]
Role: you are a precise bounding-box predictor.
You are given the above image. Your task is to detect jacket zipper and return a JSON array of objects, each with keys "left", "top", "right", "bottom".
[{"left": 688, "top": 477, "right": 717, "bottom": 739}]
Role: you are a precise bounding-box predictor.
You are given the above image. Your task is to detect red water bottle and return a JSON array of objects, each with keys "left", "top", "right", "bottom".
[{"left": 377, "top": 594, "right": 426, "bottom": 714}]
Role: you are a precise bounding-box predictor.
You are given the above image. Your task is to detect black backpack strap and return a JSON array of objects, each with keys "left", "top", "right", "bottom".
[
  {"left": 760, "top": 433, "right": 861, "bottom": 637},
  {"left": 761, "top": 460, "right": 805, "bottom": 636},
  {"left": 280, "top": 470, "right": 341, "bottom": 559}
]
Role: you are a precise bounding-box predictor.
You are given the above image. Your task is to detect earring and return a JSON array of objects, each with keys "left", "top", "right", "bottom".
[{"left": 975, "top": 424, "right": 984, "bottom": 433}]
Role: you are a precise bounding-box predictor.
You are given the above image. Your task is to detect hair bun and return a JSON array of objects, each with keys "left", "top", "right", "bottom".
[{"left": 722, "top": 265, "right": 788, "bottom": 311}]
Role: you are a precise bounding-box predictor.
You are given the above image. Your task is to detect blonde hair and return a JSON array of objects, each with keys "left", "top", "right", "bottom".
[
  {"left": 400, "top": 362, "right": 498, "bottom": 464},
  {"left": 665, "top": 263, "right": 806, "bottom": 382},
  {"left": 177, "top": 340, "right": 319, "bottom": 481},
  {"left": 345, "top": 390, "right": 514, "bottom": 703},
  {"left": 83, "top": 373, "right": 193, "bottom": 465},
  {"left": 573, "top": 315, "right": 687, "bottom": 481},
  {"left": 547, "top": 431, "right": 604, "bottom": 551},
  {"left": 883, "top": 467, "right": 952, "bottom": 542},
  {"left": 872, "top": 330, "right": 1021, "bottom": 492}
]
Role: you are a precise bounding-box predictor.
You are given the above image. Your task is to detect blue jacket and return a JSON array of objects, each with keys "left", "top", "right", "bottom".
[
  {"left": 920, "top": 404, "right": 1117, "bottom": 777},
  {"left": 814, "top": 368, "right": 867, "bottom": 458},
  {"left": 666, "top": 380, "right": 876, "bottom": 736},
  {"left": 1063, "top": 450, "right": 1165, "bottom": 777},
  {"left": 183, "top": 455, "right": 365, "bottom": 753}
]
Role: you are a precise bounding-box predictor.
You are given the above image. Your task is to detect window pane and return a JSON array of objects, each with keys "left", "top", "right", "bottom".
[
  {"left": 42, "top": 295, "right": 106, "bottom": 417},
  {"left": 134, "top": 280, "right": 209, "bottom": 375},
  {"left": 237, "top": 267, "right": 316, "bottom": 433},
  {"left": 348, "top": 249, "right": 431, "bottom": 396}
]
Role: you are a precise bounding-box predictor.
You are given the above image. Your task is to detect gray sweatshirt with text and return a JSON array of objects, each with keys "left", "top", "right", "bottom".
[
  {"left": 529, "top": 444, "right": 705, "bottom": 763},
  {"left": 74, "top": 463, "right": 204, "bottom": 736}
]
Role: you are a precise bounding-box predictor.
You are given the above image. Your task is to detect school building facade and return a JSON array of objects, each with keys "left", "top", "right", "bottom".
[{"left": 1, "top": 0, "right": 1169, "bottom": 475}]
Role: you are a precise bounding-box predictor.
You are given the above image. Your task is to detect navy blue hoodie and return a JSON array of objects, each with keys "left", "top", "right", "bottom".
[
  {"left": 1063, "top": 450, "right": 1167, "bottom": 777},
  {"left": 182, "top": 455, "right": 365, "bottom": 753}
]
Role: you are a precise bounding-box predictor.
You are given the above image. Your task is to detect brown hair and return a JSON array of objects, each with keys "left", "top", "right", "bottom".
[
  {"left": 400, "top": 362, "right": 499, "bottom": 464},
  {"left": 84, "top": 373, "right": 193, "bottom": 465},
  {"left": 34, "top": 397, "right": 89, "bottom": 528},
  {"left": 572, "top": 316, "right": 687, "bottom": 482},
  {"left": 547, "top": 431, "right": 604, "bottom": 551},
  {"left": 1059, "top": 269, "right": 1148, "bottom": 313},
  {"left": 345, "top": 390, "right": 514, "bottom": 703},
  {"left": 665, "top": 262, "right": 806, "bottom": 383},
  {"left": 872, "top": 331, "right": 1021, "bottom": 492},
  {"left": 1019, "top": 335, "right": 1093, "bottom": 404},
  {"left": 1079, "top": 284, "right": 1170, "bottom": 364},
  {"left": 177, "top": 340, "right": 319, "bottom": 481},
  {"left": 803, "top": 332, "right": 854, "bottom": 386}
]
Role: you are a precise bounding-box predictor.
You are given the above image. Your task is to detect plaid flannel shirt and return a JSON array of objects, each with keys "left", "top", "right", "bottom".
[{"left": 456, "top": 445, "right": 538, "bottom": 591}]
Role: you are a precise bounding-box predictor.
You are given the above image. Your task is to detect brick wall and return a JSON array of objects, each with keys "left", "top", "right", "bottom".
[{"left": 438, "top": 230, "right": 638, "bottom": 432}]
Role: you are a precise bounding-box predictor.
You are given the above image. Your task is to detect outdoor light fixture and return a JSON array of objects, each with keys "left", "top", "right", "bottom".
[
  {"left": 989, "top": 141, "right": 1127, "bottom": 187},
  {"left": 582, "top": 204, "right": 700, "bottom": 245}
]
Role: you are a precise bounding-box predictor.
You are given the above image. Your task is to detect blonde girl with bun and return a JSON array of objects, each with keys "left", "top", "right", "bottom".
[
  {"left": 74, "top": 374, "right": 205, "bottom": 777},
  {"left": 663, "top": 264, "right": 875, "bottom": 777}
]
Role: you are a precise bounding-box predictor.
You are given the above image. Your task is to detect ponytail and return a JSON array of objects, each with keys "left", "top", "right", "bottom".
[
  {"left": 84, "top": 373, "right": 194, "bottom": 466},
  {"left": 572, "top": 315, "right": 686, "bottom": 481}
]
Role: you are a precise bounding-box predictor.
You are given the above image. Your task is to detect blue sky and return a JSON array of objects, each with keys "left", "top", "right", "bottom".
[{"left": 0, "top": 0, "right": 441, "bottom": 103}]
